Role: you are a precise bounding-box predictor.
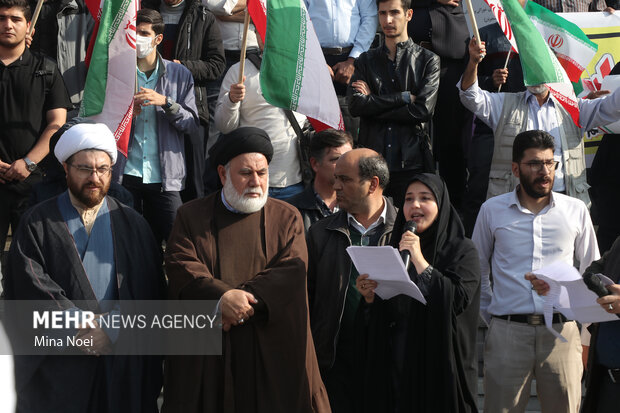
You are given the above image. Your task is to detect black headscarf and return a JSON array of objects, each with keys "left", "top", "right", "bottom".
[{"left": 390, "top": 173, "right": 467, "bottom": 268}]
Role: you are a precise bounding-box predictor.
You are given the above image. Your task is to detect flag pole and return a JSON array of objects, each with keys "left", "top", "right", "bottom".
[
  {"left": 498, "top": 49, "right": 512, "bottom": 92},
  {"left": 464, "top": 0, "right": 483, "bottom": 52},
  {"left": 28, "top": 0, "right": 44, "bottom": 36},
  {"left": 238, "top": 9, "right": 251, "bottom": 83}
]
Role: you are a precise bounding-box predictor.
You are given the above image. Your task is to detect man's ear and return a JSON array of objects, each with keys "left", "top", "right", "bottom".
[
  {"left": 154, "top": 33, "right": 164, "bottom": 46},
  {"left": 367, "top": 176, "right": 380, "bottom": 194},
  {"left": 405, "top": 8, "right": 413, "bottom": 21},
  {"left": 310, "top": 157, "right": 320, "bottom": 174},
  {"left": 217, "top": 165, "right": 227, "bottom": 186},
  {"left": 511, "top": 161, "right": 520, "bottom": 179}
]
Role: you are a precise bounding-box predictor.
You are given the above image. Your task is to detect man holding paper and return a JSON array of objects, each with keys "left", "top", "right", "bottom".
[
  {"left": 473, "top": 130, "right": 599, "bottom": 412},
  {"left": 307, "top": 148, "right": 396, "bottom": 411}
]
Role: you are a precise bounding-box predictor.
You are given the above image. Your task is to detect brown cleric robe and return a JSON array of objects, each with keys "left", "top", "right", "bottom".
[{"left": 162, "top": 192, "right": 331, "bottom": 413}]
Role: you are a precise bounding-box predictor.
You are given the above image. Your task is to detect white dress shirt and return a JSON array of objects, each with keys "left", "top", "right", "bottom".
[
  {"left": 458, "top": 80, "right": 620, "bottom": 192},
  {"left": 347, "top": 197, "right": 387, "bottom": 236},
  {"left": 472, "top": 189, "right": 600, "bottom": 324},
  {"left": 304, "top": 0, "right": 377, "bottom": 59},
  {"left": 215, "top": 60, "right": 305, "bottom": 188},
  {"left": 203, "top": 0, "right": 259, "bottom": 50}
]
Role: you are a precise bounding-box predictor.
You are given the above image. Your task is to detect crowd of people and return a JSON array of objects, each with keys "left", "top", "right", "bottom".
[{"left": 1, "top": 0, "right": 620, "bottom": 411}]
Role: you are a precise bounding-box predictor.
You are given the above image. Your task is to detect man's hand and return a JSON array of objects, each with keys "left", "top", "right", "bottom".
[
  {"left": 327, "top": 64, "right": 335, "bottom": 80},
  {"left": 356, "top": 274, "right": 378, "bottom": 304},
  {"left": 228, "top": 76, "right": 246, "bottom": 103},
  {"left": 525, "top": 272, "right": 550, "bottom": 296},
  {"left": 437, "top": 0, "right": 460, "bottom": 6},
  {"left": 4, "top": 159, "right": 31, "bottom": 182},
  {"left": 220, "top": 289, "right": 258, "bottom": 331},
  {"left": 585, "top": 89, "right": 610, "bottom": 100},
  {"left": 0, "top": 160, "right": 11, "bottom": 183},
  {"left": 596, "top": 284, "right": 620, "bottom": 314},
  {"left": 351, "top": 80, "right": 371, "bottom": 96},
  {"left": 134, "top": 87, "right": 167, "bottom": 108},
  {"left": 173, "top": 59, "right": 182, "bottom": 64},
  {"left": 332, "top": 58, "right": 355, "bottom": 85},
  {"left": 492, "top": 68, "right": 508, "bottom": 89},
  {"left": 25, "top": 27, "right": 34, "bottom": 48},
  {"left": 76, "top": 319, "right": 112, "bottom": 356},
  {"left": 468, "top": 37, "right": 486, "bottom": 64},
  {"left": 603, "top": 6, "right": 615, "bottom": 13},
  {"left": 217, "top": 10, "right": 246, "bottom": 22}
]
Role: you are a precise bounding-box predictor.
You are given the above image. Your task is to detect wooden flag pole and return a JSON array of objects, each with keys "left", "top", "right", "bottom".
[
  {"left": 464, "top": 0, "right": 483, "bottom": 54},
  {"left": 28, "top": 0, "right": 45, "bottom": 36},
  {"left": 498, "top": 49, "right": 512, "bottom": 92},
  {"left": 238, "top": 10, "right": 251, "bottom": 83}
]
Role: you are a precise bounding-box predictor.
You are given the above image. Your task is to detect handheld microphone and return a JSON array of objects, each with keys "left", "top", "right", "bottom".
[
  {"left": 583, "top": 272, "right": 620, "bottom": 319},
  {"left": 400, "top": 221, "right": 417, "bottom": 272}
]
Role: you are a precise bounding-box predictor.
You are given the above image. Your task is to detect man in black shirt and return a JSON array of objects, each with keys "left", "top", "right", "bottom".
[{"left": 0, "top": 0, "right": 71, "bottom": 260}]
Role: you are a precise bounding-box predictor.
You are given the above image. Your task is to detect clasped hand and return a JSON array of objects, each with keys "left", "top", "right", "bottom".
[{"left": 220, "top": 289, "right": 257, "bottom": 331}]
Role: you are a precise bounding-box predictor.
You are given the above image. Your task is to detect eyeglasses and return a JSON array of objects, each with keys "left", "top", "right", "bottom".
[
  {"left": 68, "top": 164, "right": 112, "bottom": 178},
  {"left": 520, "top": 160, "right": 559, "bottom": 172}
]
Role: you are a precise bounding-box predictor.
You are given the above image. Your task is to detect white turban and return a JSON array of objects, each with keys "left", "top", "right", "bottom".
[{"left": 54, "top": 123, "right": 118, "bottom": 164}]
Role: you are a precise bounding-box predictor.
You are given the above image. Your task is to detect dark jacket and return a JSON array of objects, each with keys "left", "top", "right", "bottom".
[
  {"left": 144, "top": 0, "right": 225, "bottom": 125},
  {"left": 348, "top": 39, "right": 440, "bottom": 172},
  {"left": 287, "top": 183, "right": 333, "bottom": 234},
  {"left": 307, "top": 197, "right": 397, "bottom": 372}
]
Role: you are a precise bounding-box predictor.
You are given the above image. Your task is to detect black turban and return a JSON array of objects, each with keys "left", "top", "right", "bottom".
[{"left": 209, "top": 127, "right": 274, "bottom": 167}]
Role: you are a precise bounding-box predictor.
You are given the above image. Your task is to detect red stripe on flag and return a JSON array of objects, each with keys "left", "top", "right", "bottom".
[{"left": 247, "top": 0, "right": 266, "bottom": 42}]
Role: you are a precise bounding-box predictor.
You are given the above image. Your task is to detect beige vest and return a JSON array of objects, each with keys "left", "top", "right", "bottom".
[{"left": 487, "top": 92, "right": 590, "bottom": 206}]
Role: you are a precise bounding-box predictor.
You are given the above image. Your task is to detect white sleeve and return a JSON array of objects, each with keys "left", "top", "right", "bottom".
[
  {"left": 578, "top": 87, "right": 620, "bottom": 131},
  {"left": 471, "top": 203, "right": 494, "bottom": 325},
  {"left": 202, "top": 0, "right": 236, "bottom": 15},
  {"left": 575, "top": 204, "right": 601, "bottom": 274},
  {"left": 457, "top": 78, "right": 504, "bottom": 132},
  {"left": 214, "top": 66, "right": 242, "bottom": 134}
]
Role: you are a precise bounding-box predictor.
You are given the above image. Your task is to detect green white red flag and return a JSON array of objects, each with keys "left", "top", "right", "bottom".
[
  {"left": 81, "top": 0, "right": 137, "bottom": 156},
  {"left": 248, "top": 0, "right": 344, "bottom": 131},
  {"left": 483, "top": 0, "right": 581, "bottom": 126}
]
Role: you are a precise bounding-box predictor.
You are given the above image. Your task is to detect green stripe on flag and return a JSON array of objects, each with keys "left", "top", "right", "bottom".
[
  {"left": 501, "top": 0, "right": 562, "bottom": 86},
  {"left": 261, "top": 0, "right": 305, "bottom": 110},
  {"left": 81, "top": 0, "right": 132, "bottom": 117}
]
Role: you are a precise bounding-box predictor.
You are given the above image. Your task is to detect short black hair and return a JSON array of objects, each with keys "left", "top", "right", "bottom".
[
  {"left": 309, "top": 129, "right": 353, "bottom": 161},
  {"left": 512, "top": 130, "right": 555, "bottom": 163},
  {"left": 376, "top": 0, "right": 411, "bottom": 11},
  {"left": 137, "top": 8, "right": 164, "bottom": 35},
  {"left": 0, "top": 0, "right": 31, "bottom": 21},
  {"left": 358, "top": 154, "right": 390, "bottom": 189}
]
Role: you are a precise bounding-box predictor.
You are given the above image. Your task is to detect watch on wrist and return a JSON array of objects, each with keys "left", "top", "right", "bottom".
[
  {"left": 24, "top": 157, "right": 37, "bottom": 172},
  {"left": 163, "top": 96, "right": 174, "bottom": 110}
]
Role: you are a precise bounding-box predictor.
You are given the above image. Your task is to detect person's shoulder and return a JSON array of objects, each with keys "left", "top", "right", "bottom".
[
  {"left": 266, "top": 197, "right": 303, "bottom": 217},
  {"left": 177, "top": 193, "right": 217, "bottom": 218},
  {"left": 163, "top": 58, "right": 193, "bottom": 79},
  {"left": 308, "top": 209, "right": 345, "bottom": 238},
  {"left": 479, "top": 191, "right": 513, "bottom": 213},
  {"left": 20, "top": 196, "right": 61, "bottom": 224},
  {"left": 553, "top": 192, "right": 589, "bottom": 212}
]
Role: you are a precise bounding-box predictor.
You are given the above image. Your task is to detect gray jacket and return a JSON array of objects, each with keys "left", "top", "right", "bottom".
[{"left": 114, "top": 56, "right": 200, "bottom": 192}]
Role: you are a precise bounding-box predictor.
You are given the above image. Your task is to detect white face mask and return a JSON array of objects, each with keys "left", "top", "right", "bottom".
[
  {"left": 526, "top": 84, "right": 549, "bottom": 95},
  {"left": 136, "top": 35, "right": 156, "bottom": 59}
]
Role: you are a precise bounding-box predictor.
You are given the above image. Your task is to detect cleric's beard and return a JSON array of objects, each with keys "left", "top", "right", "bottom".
[{"left": 223, "top": 172, "right": 268, "bottom": 214}]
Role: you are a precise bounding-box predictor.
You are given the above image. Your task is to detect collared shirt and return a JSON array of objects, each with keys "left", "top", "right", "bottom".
[
  {"left": 458, "top": 80, "right": 620, "bottom": 192},
  {"left": 347, "top": 198, "right": 387, "bottom": 239},
  {"left": 472, "top": 188, "right": 600, "bottom": 324},
  {"left": 304, "top": 0, "right": 378, "bottom": 59},
  {"left": 68, "top": 191, "right": 106, "bottom": 236},
  {"left": 202, "top": 0, "right": 259, "bottom": 50},
  {"left": 126, "top": 60, "right": 162, "bottom": 183},
  {"left": 314, "top": 189, "right": 338, "bottom": 217}
]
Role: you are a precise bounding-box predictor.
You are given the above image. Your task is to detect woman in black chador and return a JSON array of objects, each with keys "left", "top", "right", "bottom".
[{"left": 356, "top": 173, "right": 480, "bottom": 412}]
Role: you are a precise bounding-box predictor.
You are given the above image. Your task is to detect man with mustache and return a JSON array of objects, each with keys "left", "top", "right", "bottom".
[
  {"left": 472, "top": 130, "right": 599, "bottom": 412},
  {"left": 162, "top": 127, "right": 330, "bottom": 413},
  {"left": 348, "top": 0, "right": 439, "bottom": 206},
  {"left": 459, "top": 38, "right": 620, "bottom": 207},
  {"left": 3, "top": 122, "right": 165, "bottom": 412}
]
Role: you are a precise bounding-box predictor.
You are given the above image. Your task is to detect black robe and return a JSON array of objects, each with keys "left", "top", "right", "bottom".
[
  {"left": 4, "top": 194, "right": 166, "bottom": 413},
  {"left": 361, "top": 174, "right": 480, "bottom": 413}
]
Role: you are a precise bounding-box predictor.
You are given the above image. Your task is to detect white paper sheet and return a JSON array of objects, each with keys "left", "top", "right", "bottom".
[
  {"left": 532, "top": 262, "right": 618, "bottom": 341},
  {"left": 346, "top": 246, "right": 426, "bottom": 304}
]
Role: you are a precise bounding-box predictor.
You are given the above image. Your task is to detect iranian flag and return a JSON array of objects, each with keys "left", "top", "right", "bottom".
[
  {"left": 248, "top": 0, "right": 343, "bottom": 131},
  {"left": 80, "top": 0, "right": 137, "bottom": 156},
  {"left": 483, "top": 0, "right": 581, "bottom": 127}
]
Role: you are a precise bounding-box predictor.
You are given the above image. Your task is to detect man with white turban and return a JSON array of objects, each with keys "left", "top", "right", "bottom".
[{"left": 3, "top": 122, "right": 165, "bottom": 413}]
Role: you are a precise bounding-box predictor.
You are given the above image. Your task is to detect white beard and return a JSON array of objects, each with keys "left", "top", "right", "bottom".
[
  {"left": 527, "top": 84, "right": 549, "bottom": 95},
  {"left": 222, "top": 171, "right": 268, "bottom": 214}
]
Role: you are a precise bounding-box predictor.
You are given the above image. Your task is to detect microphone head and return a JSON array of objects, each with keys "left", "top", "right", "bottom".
[
  {"left": 403, "top": 220, "right": 417, "bottom": 234},
  {"left": 583, "top": 272, "right": 609, "bottom": 298}
]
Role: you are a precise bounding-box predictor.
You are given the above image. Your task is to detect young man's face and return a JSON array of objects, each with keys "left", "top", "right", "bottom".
[
  {"left": 378, "top": 0, "right": 412, "bottom": 39},
  {"left": 513, "top": 148, "right": 556, "bottom": 199},
  {"left": 135, "top": 22, "right": 162, "bottom": 58},
  {"left": 313, "top": 143, "right": 353, "bottom": 186},
  {"left": 0, "top": 7, "right": 29, "bottom": 49}
]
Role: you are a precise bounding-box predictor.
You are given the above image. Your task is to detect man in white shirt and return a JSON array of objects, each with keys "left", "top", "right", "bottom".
[
  {"left": 472, "top": 129, "right": 600, "bottom": 413},
  {"left": 214, "top": 54, "right": 306, "bottom": 200},
  {"left": 459, "top": 38, "right": 620, "bottom": 206}
]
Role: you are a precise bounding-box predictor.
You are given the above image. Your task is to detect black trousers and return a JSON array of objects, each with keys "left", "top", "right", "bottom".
[
  {"left": 122, "top": 175, "right": 182, "bottom": 245},
  {"left": 0, "top": 186, "right": 30, "bottom": 261}
]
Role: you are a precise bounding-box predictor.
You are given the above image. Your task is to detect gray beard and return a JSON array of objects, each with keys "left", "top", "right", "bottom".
[
  {"left": 527, "top": 84, "right": 549, "bottom": 95},
  {"left": 222, "top": 171, "right": 268, "bottom": 214}
]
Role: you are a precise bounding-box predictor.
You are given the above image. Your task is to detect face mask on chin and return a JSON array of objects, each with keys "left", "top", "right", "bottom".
[
  {"left": 136, "top": 35, "right": 156, "bottom": 59},
  {"left": 526, "top": 84, "right": 549, "bottom": 95}
]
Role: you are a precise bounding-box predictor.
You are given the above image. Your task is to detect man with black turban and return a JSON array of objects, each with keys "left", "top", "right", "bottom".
[{"left": 162, "top": 127, "right": 331, "bottom": 413}]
